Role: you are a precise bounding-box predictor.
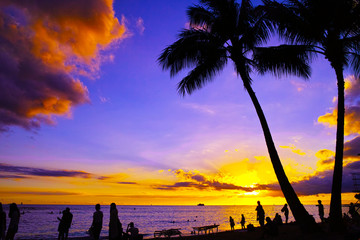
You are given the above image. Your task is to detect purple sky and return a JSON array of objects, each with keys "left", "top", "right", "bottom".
[{"left": 0, "top": 0, "right": 359, "bottom": 205}]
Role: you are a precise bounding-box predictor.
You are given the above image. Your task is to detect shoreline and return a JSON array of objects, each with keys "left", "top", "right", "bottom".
[{"left": 41, "top": 222, "right": 356, "bottom": 240}]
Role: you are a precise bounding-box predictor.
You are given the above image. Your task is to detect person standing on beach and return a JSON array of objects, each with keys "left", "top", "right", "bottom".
[
  {"left": 316, "top": 200, "right": 324, "bottom": 223},
  {"left": 91, "top": 204, "right": 103, "bottom": 240},
  {"left": 5, "top": 203, "right": 20, "bottom": 240},
  {"left": 229, "top": 216, "right": 235, "bottom": 230},
  {"left": 109, "top": 203, "right": 122, "bottom": 240},
  {"left": 281, "top": 203, "right": 289, "bottom": 224},
  {"left": 57, "top": 207, "right": 73, "bottom": 240},
  {"left": 240, "top": 214, "right": 246, "bottom": 229},
  {"left": 255, "top": 201, "right": 265, "bottom": 227},
  {"left": 0, "top": 203, "right": 6, "bottom": 240}
]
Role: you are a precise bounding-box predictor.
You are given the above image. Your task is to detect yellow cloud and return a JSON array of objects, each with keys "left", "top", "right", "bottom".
[
  {"left": 318, "top": 76, "right": 360, "bottom": 135},
  {"left": 315, "top": 149, "right": 335, "bottom": 171},
  {"left": 318, "top": 108, "right": 360, "bottom": 135},
  {"left": 279, "top": 145, "right": 306, "bottom": 156}
]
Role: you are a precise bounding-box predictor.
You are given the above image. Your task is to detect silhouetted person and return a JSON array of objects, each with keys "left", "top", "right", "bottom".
[
  {"left": 109, "top": 203, "right": 122, "bottom": 240},
  {"left": 229, "top": 216, "right": 235, "bottom": 230},
  {"left": 255, "top": 201, "right": 265, "bottom": 227},
  {"left": 343, "top": 213, "right": 351, "bottom": 223},
  {"left": 124, "top": 222, "right": 139, "bottom": 240},
  {"left": 348, "top": 202, "right": 360, "bottom": 220},
  {"left": 57, "top": 207, "right": 73, "bottom": 240},
  {"left": 273, "top": 213, "right": 283, "bottom": 225},
  {"left": 262, "top": 217, "right": 278, "bottom": 238},
  {"left": 240, "top": 214, "right": 245, "bottom": 229},
  {"left": 91, "top": 204, "right": 103, "bottom": 240},
  {"left": 0, "top": 203, "right": 6, "bottom": 240},
  {"left": 281, "top": 203, "right": 289, "bottom": 224},
  {"left": 5, "top": 203, "right": 20, "bottom": 240},
  {"left": 316, "top": 200, "right": 324, "bottom": 223}
]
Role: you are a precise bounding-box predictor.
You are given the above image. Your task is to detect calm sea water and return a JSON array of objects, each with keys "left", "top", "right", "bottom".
[{"left": 2, "top": 204, "right": 347, "bottom": 239}]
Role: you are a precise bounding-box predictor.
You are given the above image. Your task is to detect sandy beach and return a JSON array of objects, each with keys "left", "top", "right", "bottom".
[{"left": 61, "top": 223, "right": 357, "bottom": 240}]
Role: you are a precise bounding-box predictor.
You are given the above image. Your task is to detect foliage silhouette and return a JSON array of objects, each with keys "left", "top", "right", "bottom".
[
  {"left": 261, "top": 0, "right": 360, "bottom": 231},
  {"left": 158, "top": 0, "right": 317, "bottom": 233}
]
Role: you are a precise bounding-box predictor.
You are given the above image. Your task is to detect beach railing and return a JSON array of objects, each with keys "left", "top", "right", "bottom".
[
  {"left": 154, "top": 228, "right": 182, "bottom": 238},
  {"left": 192, "top": 224, "right": 219, "bottom": 235}
]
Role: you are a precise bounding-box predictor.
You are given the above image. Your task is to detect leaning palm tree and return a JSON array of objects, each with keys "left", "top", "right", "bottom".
[
  {"left": 158, "top": 0, "right": 318, "bottom": 232},
  {"left": 261, "top": 0, "right": 360, "bottom": 231}
]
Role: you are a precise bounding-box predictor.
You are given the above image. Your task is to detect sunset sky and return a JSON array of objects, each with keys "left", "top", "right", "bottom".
[{"left": 0, "top": 0, "right": 360, "bottom": 206}]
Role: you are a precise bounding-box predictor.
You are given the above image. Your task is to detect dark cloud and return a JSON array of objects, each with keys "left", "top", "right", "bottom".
[
  {"left": 98, "top": 176, "right": 111, "bottom": 180},
  {"left": 0, "top": 191, "right": 80, "bottom": 196},
  {"left": 344, "top": 136, "right": 360, "bottom": 158},
  {"left": 0, "top": 163, "right": 92, "bottom": 178},
  {"left": 0, "top": 174, "right": 28, "bottom": 179},
  {"left": 0, "top": 0, "right": 125, "bottom": 131},
  {"left": 117, "top": 182, "right": 137, "bottom": 185},
  {"left": 154, "top": 180, "right": 267, "bottom": 191},
  {"left": 154, "top": 170, "right": 268, "bottom": 191},
  {"left": 262, "top": 160, "right": 360, "bottom": 196},
  {"left": 191, "top": 174, "right": 206, "bottom": 182},
  {"left": 318, "top": 158, "right": 335, "bottom": 166}
]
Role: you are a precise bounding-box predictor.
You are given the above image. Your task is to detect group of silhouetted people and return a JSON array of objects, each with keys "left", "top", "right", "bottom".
[
  {"left": 229, "top": 200, "right": 343, "bottom": 233},
  {"left": 0, "top": 203, "right": 20, "bottom": 240},
  {"left": 55, "top": 203, "right": 141, "bottom": 240},
  {"left": 228, "top": 201, "right": 290, "bottom": 233},
  {"left": 228, "top": 214, "right": 246, "bottom": 230},
  {"left": 316, "top": 200, "right": 360, "bottom": 224},
  {"left": 93, "top": 203, "right": 140, "bottom": 240},
  {"left": 5, "top": 199, "right": 360, "bottom": 239},
  {"left": 0, "top": 202, "right": 140, "bottom": 240}
]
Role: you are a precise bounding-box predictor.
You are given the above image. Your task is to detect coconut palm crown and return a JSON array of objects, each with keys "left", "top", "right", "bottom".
[
  {"left": 261, "top": 0, "right": 360, "bottom": 231},
  {"left": 159, "top": 0, "right": 318, "bottom": 232}
]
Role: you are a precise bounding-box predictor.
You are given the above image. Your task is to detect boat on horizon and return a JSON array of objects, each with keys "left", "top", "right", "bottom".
[{"left": 197, "top": 203, "right": 205, "bottom": 206}]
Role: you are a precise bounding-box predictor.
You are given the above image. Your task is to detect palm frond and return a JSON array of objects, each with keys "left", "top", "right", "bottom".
[
  {"left": 253, "top": 45, "right": 315, "bottom": 79},
  {"left": 158, "top": 30, "right": 224, "bottom": 77},
  {"left": 254, "top": 3, "right": 275, "bottom": 35},
  {"left": 261, "top": 0, "right": 320, "bottom": 45},
  {"left": 242, "top": 12, "right": 271, "bottom": 49},
  {"left": 187, "top": 5, "right": 214, "bottom": 29},
  {"left": 349, "top": 51, "right": 360, "bottom": 78},
  {"left": 177, "top": 52, "right": 228, "bottom": 96}
]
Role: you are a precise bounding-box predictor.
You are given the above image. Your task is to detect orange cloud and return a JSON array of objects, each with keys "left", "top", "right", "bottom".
[
  {"left": 27, "top": 0, "right": 126, "bottom": 74},
  {"left": 0, "top": 0, "right": 127, "bottom": 131}
]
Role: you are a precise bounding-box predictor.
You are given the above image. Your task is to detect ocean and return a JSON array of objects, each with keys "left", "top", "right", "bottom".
[{"left": 2, "top": 204, "right": 347, "bottom": 239}]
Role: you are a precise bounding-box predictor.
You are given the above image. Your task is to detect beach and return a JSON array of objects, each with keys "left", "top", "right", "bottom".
[
  {"left": 12, "top": 204, "right": 337, "bottom": 239},
  {"left": 10, "top": 204, "right": 358, "bottom": 239},
  {"left": 61, "top": 223, "right": 355, "bottom": 240}
]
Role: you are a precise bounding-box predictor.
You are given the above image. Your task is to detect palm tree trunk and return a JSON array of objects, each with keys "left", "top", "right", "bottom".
[
  {"left": 243, "top": 81, "right": 318, "bottom": 233},
  {"left": 329, "top": 67, "right": 345, "bottom": 231}
]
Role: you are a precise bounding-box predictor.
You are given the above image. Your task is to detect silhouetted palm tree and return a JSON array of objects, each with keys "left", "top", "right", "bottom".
[
  {"left": 261, "top": 0, "right": 360, "bottom": 231},
  {"left": 158, "top": 0, "right": 317, "bottom": 232}
]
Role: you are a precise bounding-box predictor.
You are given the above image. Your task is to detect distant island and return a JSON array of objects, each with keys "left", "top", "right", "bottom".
[{"left": 197, "top": 203, "right": 205, "bottom": 206}]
